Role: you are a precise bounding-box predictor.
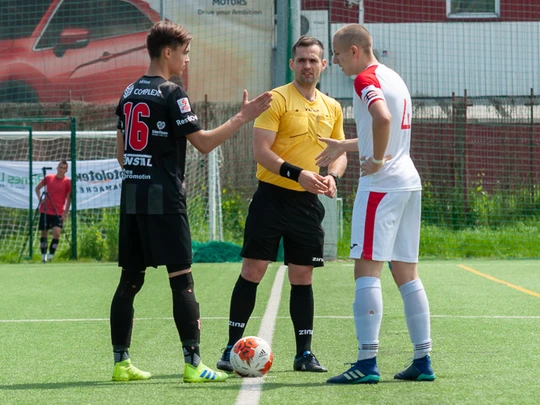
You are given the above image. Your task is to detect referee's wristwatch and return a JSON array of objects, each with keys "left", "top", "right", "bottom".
[{"left": 329, "top": 173, "right": 339, "bottom": 186}]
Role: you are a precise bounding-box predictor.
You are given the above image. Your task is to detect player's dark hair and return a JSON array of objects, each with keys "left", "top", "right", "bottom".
[
  {"left": 59, "top": 159, "right": 68, "bottom": 169},
  {"left": 146, "top": 21, "right": 193, "bottom": 59},
  {"left": 292, "top": 36, "right": 324, "bottom": 59}
]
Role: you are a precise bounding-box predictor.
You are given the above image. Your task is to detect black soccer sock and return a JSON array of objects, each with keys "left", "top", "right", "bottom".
[
  {"left": 49, "top": 238, "right": 59, "bottom": 255},
  {"left": 110, "top": 270, "right": 145, "bottom": 348},
  {"left": 227, "top": 276, "right": 259, "bottom": 347},
  {"left": 183, "top": 344, "right": 201, "bottom": 367},
  {"left": 40, "top": 237, "right": 47, "bottom": 254},
  {"left": 169, "top": 273, "right": 201, "bottom": 348},
  {"left": 290, "top": 284, "right": 314, "bottom": 357}
]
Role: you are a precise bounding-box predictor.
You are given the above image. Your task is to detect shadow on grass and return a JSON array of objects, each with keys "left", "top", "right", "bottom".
[{"left": 0, "top": 372, "right": 404, "bottom": 391}]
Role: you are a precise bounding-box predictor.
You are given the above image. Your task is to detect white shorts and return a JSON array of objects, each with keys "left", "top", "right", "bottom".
[{"left": 350, "top": 190, "right": 421, "bottom": 262}]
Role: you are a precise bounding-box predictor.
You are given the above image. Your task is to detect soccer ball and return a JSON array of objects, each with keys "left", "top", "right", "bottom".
[{"left": 230, "top": 336, "right": 274, "bottom": 378}]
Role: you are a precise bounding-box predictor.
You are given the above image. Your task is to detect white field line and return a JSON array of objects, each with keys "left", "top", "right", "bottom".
[
  {"left": 235, "top": 265, "right": 286, "bottom": 405},
  {"left": 2, "top": 314, "right": 540, "bottom": 323}
]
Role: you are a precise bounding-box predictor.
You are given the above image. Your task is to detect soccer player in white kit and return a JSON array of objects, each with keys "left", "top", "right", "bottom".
[{"left": 316, "top": 24, "right": 435, "bottom": 384}]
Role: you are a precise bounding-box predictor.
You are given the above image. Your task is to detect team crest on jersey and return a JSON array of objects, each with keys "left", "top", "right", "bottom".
[
  {"left": 177, "top": 97, "right": 191, "bottom": 113},
  {"left": 157, "top": 121, "right": 166, "bottom": 130},
  {"left": 123, "top": 84, "right": 134, "bottom": 98}
]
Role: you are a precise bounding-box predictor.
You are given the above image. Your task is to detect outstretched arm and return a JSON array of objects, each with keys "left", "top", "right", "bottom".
[
  {"left": 315, "top": 138, "right": 357, "bottom": 167},
  {"left": 187, "top": 90, "right": 272, "bottom": 154}
]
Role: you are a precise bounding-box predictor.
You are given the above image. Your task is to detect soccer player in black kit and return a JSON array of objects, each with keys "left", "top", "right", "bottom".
[{"left": 110, "top": 21, "right": 272, "bottom": 383}]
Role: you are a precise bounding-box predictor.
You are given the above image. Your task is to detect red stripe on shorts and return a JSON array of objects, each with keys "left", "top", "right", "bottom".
[{"left": 362, "top": 192, "right": 387, "bottom": 260}]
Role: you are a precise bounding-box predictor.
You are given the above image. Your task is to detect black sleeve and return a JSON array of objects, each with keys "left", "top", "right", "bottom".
[{"left": 166, "top": 86, "right": 202, "bottom": 138}]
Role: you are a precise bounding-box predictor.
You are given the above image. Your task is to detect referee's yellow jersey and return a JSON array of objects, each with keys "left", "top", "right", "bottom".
[{"left": 254, "top": 83, "right": 345, "bottom": 191}]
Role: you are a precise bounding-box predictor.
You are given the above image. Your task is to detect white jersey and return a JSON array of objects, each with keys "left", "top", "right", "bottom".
[{"left": 353, "top": 64, "right": 421, "bottom": 192}]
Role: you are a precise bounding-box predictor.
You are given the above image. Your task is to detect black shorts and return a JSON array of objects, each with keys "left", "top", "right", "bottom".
[
  {"left": 38, "top": 213, "right": 63, "bottom": 230},
  {"left": 119, "top": 213, "right": 192, "bottom": 270},
  {"left": 241, "top": 181, "right": 325, "bottom": 267}
]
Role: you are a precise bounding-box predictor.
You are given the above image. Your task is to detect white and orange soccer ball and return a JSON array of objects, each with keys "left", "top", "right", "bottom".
[{"left": 230, "top": 336, "right": 274, "bottom": 378}]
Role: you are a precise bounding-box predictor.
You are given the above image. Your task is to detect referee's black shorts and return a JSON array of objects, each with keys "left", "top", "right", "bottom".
[
  {"left": 241, "top": 181, "right": 325, "bottom": 267},
  {"left": 119, "top": 212, "right": 192, "bottom": 270}
]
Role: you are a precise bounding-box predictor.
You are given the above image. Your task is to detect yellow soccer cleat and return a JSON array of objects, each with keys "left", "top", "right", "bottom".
[
  {"left": 112, "top": 359, "right": 151, "bottom": 382},
  {"left": 183, "top": 362, "right": 228, "bottom": 383}
]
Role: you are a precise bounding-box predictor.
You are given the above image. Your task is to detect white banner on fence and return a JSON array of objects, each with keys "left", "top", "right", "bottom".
[{"left": 0, "top": 160, "right": 122, "bottom": 209}]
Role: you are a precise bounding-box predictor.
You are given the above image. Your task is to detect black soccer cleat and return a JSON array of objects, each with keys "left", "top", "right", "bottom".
[
  {"left": 394, "top": 355, "right": 436, "bottom": 381},
  {"left": 293, "top": 351, "right": 328, "bottom": 372},
  {"left": 216, "top": 345, "right": 234, "bottom": 372}
]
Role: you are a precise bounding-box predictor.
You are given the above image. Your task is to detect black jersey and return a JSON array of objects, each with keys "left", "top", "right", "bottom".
[{"left": 115, "top": 75, "right": 201, "bottom": 215}]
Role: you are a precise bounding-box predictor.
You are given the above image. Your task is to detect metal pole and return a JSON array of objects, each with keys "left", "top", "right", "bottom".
[
  {"left": 359, "top": 0, "right": 365, "bottom": 24},
  {"left": 29, "top": 127, "right": 33, "bottom": 258},
  {"left": 70, "top": 117, "right": 77, "bottom": 259},
  {"left": 208, "top": 149, "right": 217, "bottom": 240},
  {"left": 274, "top": 0, "right": 289, "bottom": 88},
  {"left": 287, "top": 0, "right": 301, "bottom": 83}
]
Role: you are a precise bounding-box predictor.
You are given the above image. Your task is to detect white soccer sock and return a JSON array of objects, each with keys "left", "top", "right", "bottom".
[
  {"left": 399, "top": 278, "right": 432, "bottom": 359},
  {"left": 353, "top": 277, "right": 383, "bottom": 361}
]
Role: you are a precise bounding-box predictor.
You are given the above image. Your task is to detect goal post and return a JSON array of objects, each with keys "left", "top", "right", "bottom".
[
  {"left": 0, "top": 117, "right": 78, "bottom": 261},
  {"left": 0, "top": 125, "right": 224, "bottom": 262}
]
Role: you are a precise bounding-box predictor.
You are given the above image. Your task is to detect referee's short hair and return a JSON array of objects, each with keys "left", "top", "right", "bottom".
[{"left": 292, "top": 36, "right": 325, "bottom": 59}]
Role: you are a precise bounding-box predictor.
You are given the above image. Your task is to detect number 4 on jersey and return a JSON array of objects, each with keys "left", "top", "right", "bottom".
[{"left": 401, "top": 99, "right": 411, "bottom": 130}]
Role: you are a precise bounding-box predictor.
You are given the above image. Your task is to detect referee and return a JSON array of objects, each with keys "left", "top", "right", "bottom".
[{"left": 217, "top": 36, "right": 347, "bottom": 373}]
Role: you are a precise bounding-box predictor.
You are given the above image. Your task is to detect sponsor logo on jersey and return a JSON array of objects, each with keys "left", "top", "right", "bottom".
[
  {"left": 133, "top": 88, "right": 161, "bottom": 97},
  {"left": 139, "top": 79, "right": 151, "bottom": 84},
  {"left": 121, "top": 169, "right": 151, "bottom": 180},
  {"left": 176, "top": 114, "right": 199, "bottom": 126},
  {"left": 152, "top": 130, "right": 168, "bottom": 137},
  {"left": 177, "top": 97, "right": 191, "bottom": 113},
  {"left": 123, "top": 84, "right": 134, "bottom": 98},
  {"left": 151, "top": 121, "right": 168, "bottom": 137},
  {"left": 124, "top": 153, "right": 152, "bottom": 167}
]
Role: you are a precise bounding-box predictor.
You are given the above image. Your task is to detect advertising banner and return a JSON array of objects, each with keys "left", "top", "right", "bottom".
[{"left": 0, "top": 160, "right": 122, "bottom": 210}]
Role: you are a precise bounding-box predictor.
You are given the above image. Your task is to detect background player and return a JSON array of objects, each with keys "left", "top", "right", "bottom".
[
  {"left": 216, "top": 36, "right": 347, "bottom": 374},
  {"left": 316, "top": 24, "right": 435, "bottom": 384},
  {"left": 34, "top": 160, "right": 71, "bottom": 262},
  {"left": 110, "top": 21, "right": 272, "bottom": 383}
]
